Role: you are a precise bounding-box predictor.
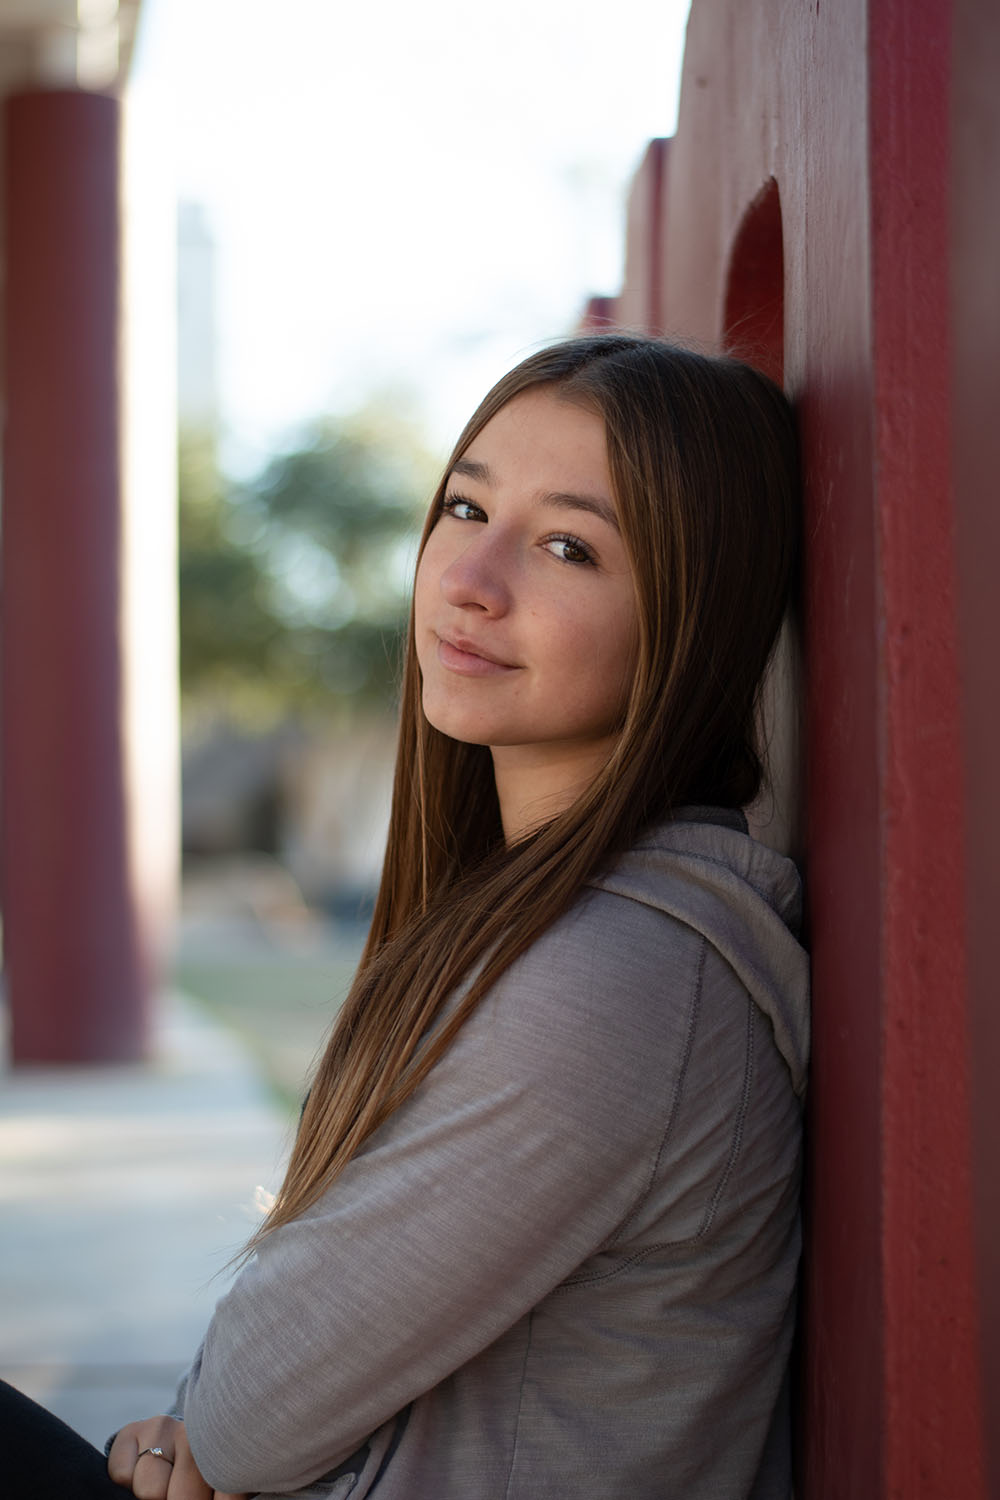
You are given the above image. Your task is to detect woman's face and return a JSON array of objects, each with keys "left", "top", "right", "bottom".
[{"left": 414, "top": 387, "right": 639, "bottom": 826}]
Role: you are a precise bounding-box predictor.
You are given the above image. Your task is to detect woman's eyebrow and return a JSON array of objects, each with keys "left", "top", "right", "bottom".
[
  {"left": 541, "top": 490, "right": 620, "bottom": 533},
  {"left": 450, "top": 458, "right": 493, "bottom": 483}
]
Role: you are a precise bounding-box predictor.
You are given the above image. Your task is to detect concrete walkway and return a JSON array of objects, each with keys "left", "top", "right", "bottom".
[{"left": 0, "top": 993, "right": 291, "bottom": 1450}]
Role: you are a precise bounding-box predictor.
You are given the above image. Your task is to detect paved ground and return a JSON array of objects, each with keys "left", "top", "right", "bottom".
[{"left": 0, "top": 993, "right": 291, "bottom": 1450}]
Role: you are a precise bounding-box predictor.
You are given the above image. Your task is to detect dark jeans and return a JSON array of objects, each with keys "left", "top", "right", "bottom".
[{"left": 0, "top": 1379, "right": 133, "bottom": 1498}]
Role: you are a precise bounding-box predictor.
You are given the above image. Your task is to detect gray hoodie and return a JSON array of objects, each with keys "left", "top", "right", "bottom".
[{"left": 178, "top": 811, "right": 809, "bottom": 1499}]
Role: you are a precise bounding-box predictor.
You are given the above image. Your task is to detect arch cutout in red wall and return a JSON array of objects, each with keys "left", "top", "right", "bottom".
[
  {"left": 722, "top": 178, "right": 785, "bottom": 387},
  {"left": 720, "top": 178, "right": 799, "bottom": 862}
]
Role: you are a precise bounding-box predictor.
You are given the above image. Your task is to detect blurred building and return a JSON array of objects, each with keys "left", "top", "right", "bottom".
[
  {"left": 180, "top": 717, "right": 394, "bottom": 921},
  {"left": 177, "top": 199, "right": 219, "bottom": 430},
  {"left": 0, "top": 0, "right": 178, "bottom": 1064}
]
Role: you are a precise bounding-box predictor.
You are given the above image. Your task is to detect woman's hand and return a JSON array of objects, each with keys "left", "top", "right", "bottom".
[{"left": 107, "top": 1416, "right": 247, "bottom": 1500}]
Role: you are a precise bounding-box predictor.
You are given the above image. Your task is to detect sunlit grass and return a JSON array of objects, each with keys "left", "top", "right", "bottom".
[{"left": 173, "top": 939, "right": 364, "bottom": 1116}]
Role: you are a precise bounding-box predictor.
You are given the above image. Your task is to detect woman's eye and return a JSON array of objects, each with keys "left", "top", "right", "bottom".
[
  {"left": 441, "top": 495, "right": 485, "bottom": 522},
  {"left": 544, "top": 535, "right": 595, "bottom": 566}
]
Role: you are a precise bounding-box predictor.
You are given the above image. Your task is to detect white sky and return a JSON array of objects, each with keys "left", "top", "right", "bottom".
[{"left": 130, "top": 0, "right": 691, "bottom": 470}]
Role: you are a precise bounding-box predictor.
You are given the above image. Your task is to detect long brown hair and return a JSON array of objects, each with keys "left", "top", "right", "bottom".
[{"left": 252, "top": 334, "right": 799, "bottom": 1246}]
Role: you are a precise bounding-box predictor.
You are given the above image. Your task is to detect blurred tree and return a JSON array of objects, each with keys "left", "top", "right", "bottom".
[
  {"left": 179, "top": 430, "right": 281, "bottom": 691},
  {"left": 179, "top": 406, "right": 435, "bottom": 721}
]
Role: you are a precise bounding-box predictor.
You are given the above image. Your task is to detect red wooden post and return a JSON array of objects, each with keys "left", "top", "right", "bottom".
[
  {"left": 950, "top": 0, "right": 1000, "bottom": 1491},
  {"left": 866, "top": 6, "right": 982, "bottom": 1494},
  {"left": 1, "top": 89, "right": 149, "bottom": 1063}
]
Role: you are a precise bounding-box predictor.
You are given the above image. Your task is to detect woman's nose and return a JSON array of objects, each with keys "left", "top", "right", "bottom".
[{"left": 439, "top": 532, "right": 512, "bottom": 615}]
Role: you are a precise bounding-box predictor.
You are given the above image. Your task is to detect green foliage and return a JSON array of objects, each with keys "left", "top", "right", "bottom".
[
  {"left": 179, "top": 408, "right": 435, "bottom": 719},
  {"left": 178, "top": 434, "right": 279, "bottom": 684}
]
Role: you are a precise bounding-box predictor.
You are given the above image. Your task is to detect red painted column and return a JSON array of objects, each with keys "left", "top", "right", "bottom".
[
  {"left": 616, "top": 138, "right": 668, "bottom": 335},
  {"left": 951, "top": 0, "right": 1000, "bottom": 1491},
  {"left": 868, "top": 4, "right": 983, "bottom": 1493},
  {"left": 1, "top": 90, "right": 148, "bottom": 1063}
]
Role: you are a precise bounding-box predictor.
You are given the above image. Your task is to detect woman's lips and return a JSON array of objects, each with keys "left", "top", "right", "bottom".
[{"left": 436, "top": 634, "right": 518, "bottom": 676}]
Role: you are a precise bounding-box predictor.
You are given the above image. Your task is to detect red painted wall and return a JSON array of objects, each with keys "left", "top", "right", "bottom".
[{"left": 608, "top": 1, "right": 989, "bottom": 1494}]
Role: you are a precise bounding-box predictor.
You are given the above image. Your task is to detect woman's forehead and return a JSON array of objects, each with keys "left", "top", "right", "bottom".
[{"left": 456, "top": 388, "right": 612, "bottom": 495}]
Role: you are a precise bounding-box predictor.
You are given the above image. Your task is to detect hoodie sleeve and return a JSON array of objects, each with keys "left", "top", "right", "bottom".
[{"left": 181, "top": 888, "right": 724, "bottom": 1495}]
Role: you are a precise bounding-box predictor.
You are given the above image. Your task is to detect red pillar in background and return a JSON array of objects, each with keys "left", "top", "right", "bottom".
[
  {"left": 1, "top": 90, "right": 148, "bottom": 1063},
  {"left": 615, "top": 137, "right": 668, "bottom": 335}
]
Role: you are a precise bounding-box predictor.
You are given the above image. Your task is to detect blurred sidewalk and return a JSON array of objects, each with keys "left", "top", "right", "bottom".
[{"left": 0, "top": 992, "right": 291, "bottom": 1449}]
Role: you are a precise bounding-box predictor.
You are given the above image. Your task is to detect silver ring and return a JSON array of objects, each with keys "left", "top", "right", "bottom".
[{"left": 137, "top": 1446, "right": 173, "bottom": 1464}]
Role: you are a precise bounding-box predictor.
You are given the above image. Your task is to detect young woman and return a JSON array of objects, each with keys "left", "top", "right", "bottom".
[{"left": 5, "top": 334, "right": 809, "bottom": 1499}]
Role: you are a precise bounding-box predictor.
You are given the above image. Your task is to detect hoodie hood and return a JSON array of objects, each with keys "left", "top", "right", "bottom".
[{"left": 590, "top": 809, "right": 810, "bottom": 1098}]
